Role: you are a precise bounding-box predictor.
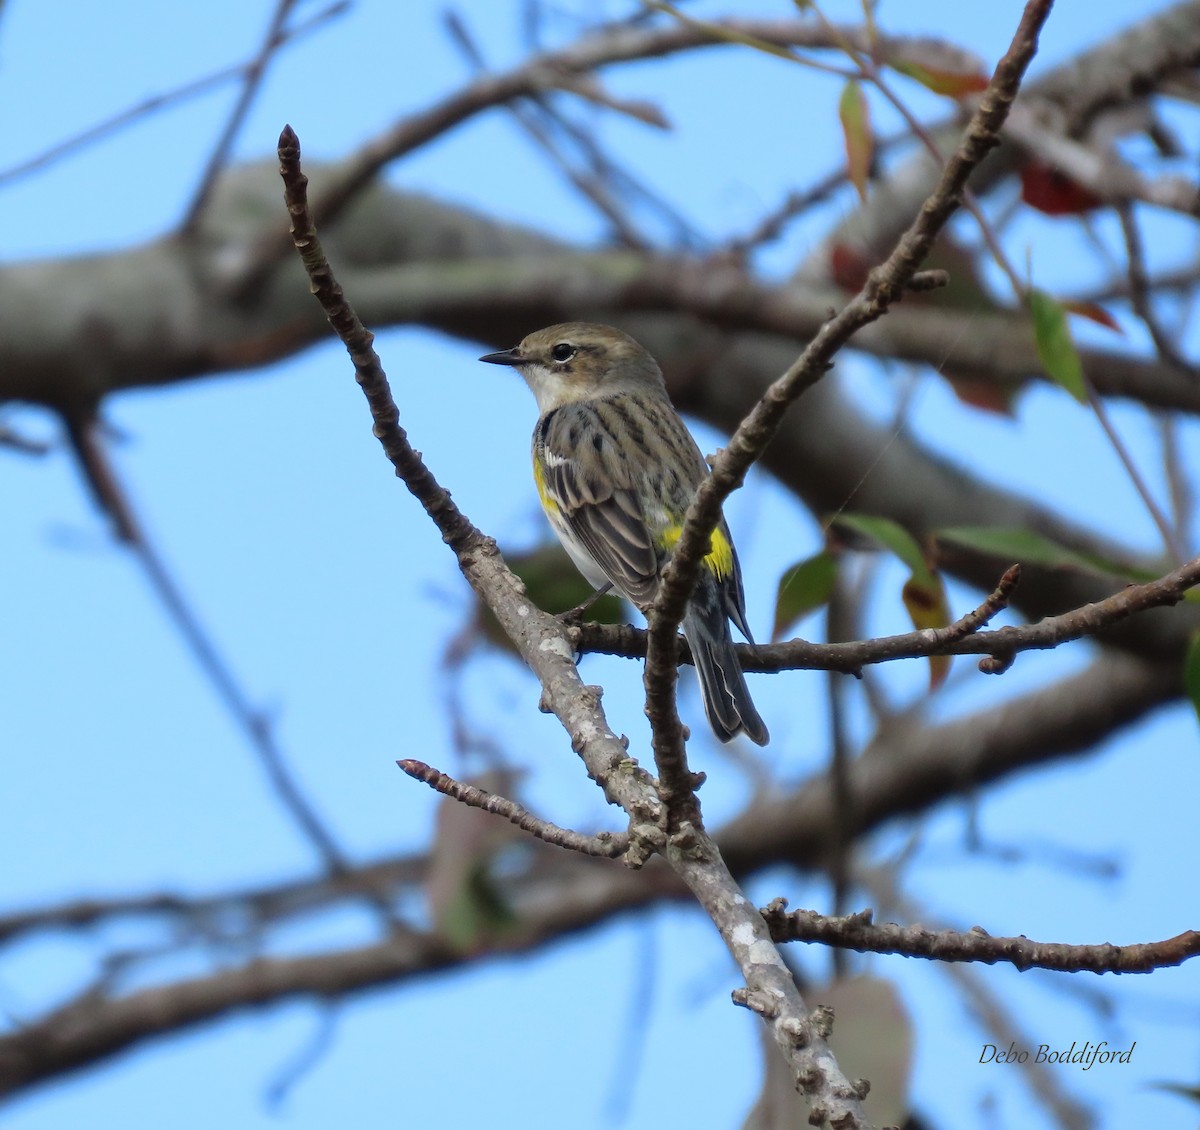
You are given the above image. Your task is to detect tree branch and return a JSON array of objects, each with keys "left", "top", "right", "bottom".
[
  {"left": 642, "top": 0, "right": 1054, "bottom": 813},
  {"left": 0, "top": 647, "right": 1170, "bottom": 1101},
  {"left": 276, "top": 125, "right": 671, "bottom": 859},
  {"left": 179, "top": 0, "right": 303, "bottom": 235},
  {"left": 574, "top": 552, "right": 1200, "bottom": 674},
  {"left": 397, "top": 759, "right": 629, "bottom": 858},
  {"left": 277, "top": 123, "right": 872, "bottom": 1129},
  {"left": 762, "top": 900, "right": 1200, "bottom": 974}
]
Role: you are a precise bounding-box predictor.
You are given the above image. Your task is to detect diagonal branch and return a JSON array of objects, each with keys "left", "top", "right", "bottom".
[
  {"left": 642, "top": 0, "right": 1055, "bottom": 822},
  {"left": 275, "top": 126, "right": 661, "bottom": 843},
  {"left": 61, "top": 412, "right": 354, "bottom": 877},
  {"left": 231, "top": 15, "right": 992, "bottom": 298},
  {"left": 397, "top": 759, "right": 629, "bottom": 858},
  {"left": 277, "top": 124, "right": 871, "bottom": 1128},
  {"left": 180, "top": 0, "right": 304, "bottom": 234},
  {"left": 0, "top": 1, "right": 347, "bottom": 189}
]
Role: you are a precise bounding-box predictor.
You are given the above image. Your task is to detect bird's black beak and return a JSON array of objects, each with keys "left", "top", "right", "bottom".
[{"left": 479, "top": 346, "right": 524, "bottom": 367}]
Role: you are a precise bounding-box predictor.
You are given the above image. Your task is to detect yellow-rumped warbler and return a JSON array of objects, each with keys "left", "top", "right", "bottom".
[{"left": 480, "top": 322, "right": 769, "bottom": 746}]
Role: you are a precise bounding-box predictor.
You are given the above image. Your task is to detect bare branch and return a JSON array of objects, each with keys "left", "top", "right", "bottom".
[
  {"left": 0, "top": 646, "right": 1169, "bottom": 1100},
  {"left": 763, "top": 900, "right": 1200, "bottom": 975},
  {"left": 0, "top": 2, "right": 346, "bottom": 188},
  {"left": 642, "top": 0, "right": 1053, "bottom": 811},
  {"left": 278, "top": 122, "right": 871, "bottom": 1130},
  {"left": 577, "top": 553, "right": 1200, "bottom": 675},
  {"left": 859, "top": 870, "right": 1095, "bottom": 1130},
  {"left": 276, "top": 125, "right": 665, "bottom": 844},
  {"left": 180, "top": 0, "right": 305, "bottom": 235},
  {"left": 717, "top": 652, "right": 1176, "bottom": 874},
  {"left": 397, "top": 759, "right": 629, "bottom": 858},
  {"left": 1117, "top": 201, "right": 1200, "bottom": 378},
  {"left": 443, "top": 10, "right": 686, "bottom": 250},
  {"left": 1005, "top": 107, "right": 1200, "bottom": 218},
  {"left": 61, "top": 413, "right": 353, "bottom": 876},
  {"left": 1084, "top": 384, "right": 1187, "bottom": 565},
  {"left": 0, "top": 855, "right": 428, "bottom": 948},
  {"left": 232, "top": 15, "right": 1001, "bottom": 296}
]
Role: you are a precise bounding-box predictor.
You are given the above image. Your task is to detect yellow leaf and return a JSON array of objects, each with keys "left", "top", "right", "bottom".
[{"left": 839, "top": 81, "right": 872, "bottom": 203}]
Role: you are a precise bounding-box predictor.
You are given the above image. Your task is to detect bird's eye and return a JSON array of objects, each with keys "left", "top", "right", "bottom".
[{"left": 551, "top": 343, "right": 576, "bottom": 363}]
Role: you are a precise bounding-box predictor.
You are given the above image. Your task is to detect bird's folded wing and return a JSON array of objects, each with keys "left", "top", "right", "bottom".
[{"left": 540, "top": 439, "right": 660, "bottom": 607}]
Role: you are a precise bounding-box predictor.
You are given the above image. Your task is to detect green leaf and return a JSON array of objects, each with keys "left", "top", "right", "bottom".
[
  {"left": 838, "top": 80, "right": 872, "bottom": 203},
  {"left": 833, "top": 513, "right": 934, "bottom": 586},
  {"left": 936, "top": 526, "right": 1186, "bottom": 587},
  {"left": 937, "top": 526, "right": 1102, "bottom": 572},
  {"left": 833, "top": 514, "right": 950, "bottom": 689},
  {"left": 435, "top": 862, "right": 518, "bottom": 954},
  {"left": 426, "top": 771, "right": 522, "bottom": 954},
  {"left": 772, "top": 551, "right": 839, "bottom": 641},
  {"left": 1029, "top": 289, "right": 1088, "bottom": 403},
  {"left": 1185, "top": 631, "right": 1200, "bottom": 729}
]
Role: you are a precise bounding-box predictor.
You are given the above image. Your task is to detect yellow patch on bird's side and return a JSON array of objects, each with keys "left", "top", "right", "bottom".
[
  {"left": 532, "top": 454, "right": 559, "bottom": 515},
  {"left": 659, "top": 524, "right": 734, "bottom": 580}
]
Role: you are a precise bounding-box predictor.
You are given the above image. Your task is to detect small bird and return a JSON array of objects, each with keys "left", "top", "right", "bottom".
[{"left": 480, "top": 322, "right": 768, "bottom": 746}]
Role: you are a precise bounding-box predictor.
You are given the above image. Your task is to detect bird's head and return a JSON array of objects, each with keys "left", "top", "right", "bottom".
[{"left": 479, "top": 322, "right": 664, "bottom": 413}]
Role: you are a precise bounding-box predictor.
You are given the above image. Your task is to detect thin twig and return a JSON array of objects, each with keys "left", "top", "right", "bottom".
[
  {"left": 857, "top": 869, "right": 1096, "bottom": 1129},
  {"left": 443, "top": 10, "right": 650, "bottom": 248},
  {"left": 180, "top": 0, "right": 303, "bottom": 235},
  {"left": 923, "top": 562, "right": 1021, "bottom": 646},
  {"left": 0, "top": 1, "right": 346, "bottom": 188},
  {"left": 645, "top": 0, "right": 857, "bottom": 78},
  {"left": 1117, "top": 201, "right": 1200, "bottom": 379},
  {"left": 62, "top": 413, "right": 352, "bottom": 874},
  {"left": 1075, "top": 260, "right": 1200, "bottom": 305},
  {"left": 279, "top": 122, "right": 871, "bottom": 1129},
  {"left": 813, "top": 0, "right": 1187, "bottom": 568},
  {"left": 642, "top": 0, "right": 1053, "bottom": 825},
  {"left": 398, "top": 759, "right": 629, "bottom": 858},
  {"left": 275, "top": 124, "right": 660, "bottom": 833},
  {"left": 576, "top": 553, "right": 1200, "bottom": 673},
  {"left": 232, "top": 16, "right": 977, "bottom": 298},
  {"left": 0, "top": 651, "right": 1168, "bottom": 1103},
  {"left": 0, "top": 422, "right": 51, "bottom": 454},
  {"left": 1086, "top": 388, "right": 1186, "bottom": 565},
  {"left": 824, "top": 579, "right": 855, "bottom": 979},
  {"left": 0, "top": 854, "right": 429, "bottom": 947},
  {"left": 1159, "top": 413, "right": 1195, "bottom": 555},
  {"left": 811, "top": 0, "right": 1028, "bottom": 298},
  {"left": 763, "top": 899, "right": 1200, "bottom": 974},
  {"left": 722, "top": 122, "right": 941, "bottom": 260}
]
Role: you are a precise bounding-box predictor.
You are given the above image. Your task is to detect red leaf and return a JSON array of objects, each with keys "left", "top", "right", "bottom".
[
  {"left": 942, "top": 373, "right": 1020, "bottom": 416},
  {"left": 1019, "top": 160, "right": 1103, "bottom": 216},
  {"left": 1061, "top": 300, "right": 1125, "bottom": 335},
  {"left": 892, "top": 58, "right": 990, "bottom": 97},
  {"left": 829, "top": 242, "right": 872, "bottom": 291}
]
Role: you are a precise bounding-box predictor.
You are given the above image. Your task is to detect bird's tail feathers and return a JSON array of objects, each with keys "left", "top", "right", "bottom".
[{"left": 683, "top": 603, "right": 769, "bottom": 746}]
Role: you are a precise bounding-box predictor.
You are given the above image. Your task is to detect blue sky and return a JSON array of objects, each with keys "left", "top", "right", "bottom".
[{"left": 3, "top": 2, "right": 1199, "bottom": 1127}]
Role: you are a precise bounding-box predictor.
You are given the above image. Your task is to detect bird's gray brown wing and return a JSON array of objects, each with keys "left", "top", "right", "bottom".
[{"left": 536, "top": 404, "right": 661, "bottom": 606}]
